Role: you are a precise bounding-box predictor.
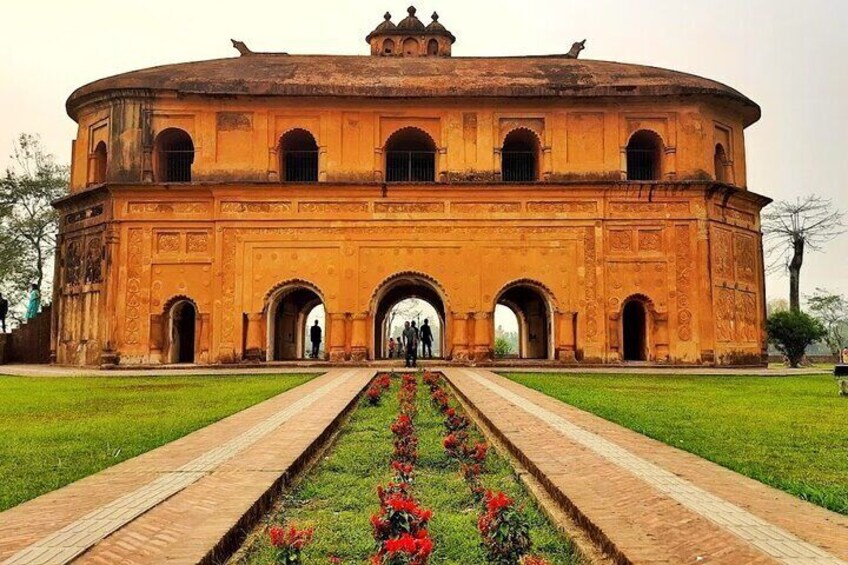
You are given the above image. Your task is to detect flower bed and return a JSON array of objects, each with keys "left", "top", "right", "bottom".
[{"left": 235, "top": 372, "right": 579, "bottom": 564}]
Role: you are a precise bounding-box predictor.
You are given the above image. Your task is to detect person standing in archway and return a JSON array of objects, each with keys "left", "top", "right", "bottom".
[
  {"left": 310, "top": 319, "right": 322, "bottom": 359},
  {"left": 403, "top": 321, "right": 418, "bottom": 368},
  {"left": 25, "top": 284, "right": 40, "bottom": 320},
  {"left": 420, "top": 318, "right": 433, "bottom": 358}
]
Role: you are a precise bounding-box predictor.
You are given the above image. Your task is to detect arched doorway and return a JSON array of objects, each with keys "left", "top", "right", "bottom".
[
  {"left": 279, "top": 129, "right": 319, "bottom": 182},
  {"left": 372, "top": 273, "right": 447, "bottom": 360},
  {"left": 384, "top": 127, "right": 437, "bottom": 182},
  {"left": 494, "top": 282, "right": 553, "bottom": 360},
  {"left": 154, "top": 128, "right": 194, "bottom": 182},
  {"left": 622, "top": 299, "right": 648, "bottom": 361},
  {"left": 267, "top": 283, "right": 326, "bottom": 361},
  {"left": 168, "top": 299, "right": 197, "bottom": 364},
  {"left": 501, "top": 128, "right": 540, "bottom": 182},
  {"left": 626, "top": 130, "right": 663, "bottom": 181}
]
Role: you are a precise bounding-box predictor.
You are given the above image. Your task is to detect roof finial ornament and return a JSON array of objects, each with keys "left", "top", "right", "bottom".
[
  {"left": 384, "top": 11, "right": 392, "bottom": 21},
  {"left": 231, "top": 39, "right": 254, "bottom": 57},
  {"left": 407, "top": 6, "right": 416, "bottom": 16},
  {"left": 565, "top": 39, "right": 586, "bottom": 59},
  {"left": 431, "top": 11, "right": 439, "bottom": 21}
]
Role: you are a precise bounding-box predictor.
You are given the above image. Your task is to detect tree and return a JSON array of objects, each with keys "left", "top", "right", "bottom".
[
  {"left": 766, "top": 310, "right": 826, "bottom": 368},
  {"left": 806, "top": 288, "right": 848, "bottom": 355},
  {"left": 762, "top": 196, "right": 845, "bottom": 313},
  {"left": 0, "top": 134, "right": 69, "bottom": 318},
  {"left": 494, "top": 336, "right": 513, "bottom": 358}
]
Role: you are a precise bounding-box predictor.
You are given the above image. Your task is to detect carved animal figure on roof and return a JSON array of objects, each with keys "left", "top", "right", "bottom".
[{"left": 565, "top": 40, "right": 586, "bottom": 59}]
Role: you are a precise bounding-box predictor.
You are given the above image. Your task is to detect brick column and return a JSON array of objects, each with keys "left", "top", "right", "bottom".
[
  {"left": 244, "top": 313, "right": 264, "bottom": 361},
  {"left": 350, "top": 312, "right": 369, "bottom": 361},
  {"left": 472, "top": 311, "right": 492, "bottom": 362},
  {"left": 328, "top": 313, "right": 347, "bottom": 361},
  {"left": 555, "top": 311, "right": 577, "bottom": 362},
  {"left": 450, "top": 312, "right": 470, "bottom": 361}
]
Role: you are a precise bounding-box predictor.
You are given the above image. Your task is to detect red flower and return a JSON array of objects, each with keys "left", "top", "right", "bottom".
[
  {"left": 485, "top": 490, "right": 513, "bottom": 513},
  {"left": 521, "top": 556, "right": 553, "bottom": 565}
]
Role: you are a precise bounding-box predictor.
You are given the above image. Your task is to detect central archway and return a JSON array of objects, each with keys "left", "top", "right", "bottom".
[
  {"left": 622, "top": 298, "right": 648, "bottom": 361},
  {"left": 371, "top": 272, "right": 447, "bottom": 360},
  {"left": 266, "top": 282, "right": 326, "bottom": 361},
  {"left": 493, "top": 281, "right": 554, "bottom": 360}
]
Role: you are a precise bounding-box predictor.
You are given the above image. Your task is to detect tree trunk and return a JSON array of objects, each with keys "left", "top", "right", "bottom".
[{"left": 789, "top": 237, "right": 804, "bottom": 313}]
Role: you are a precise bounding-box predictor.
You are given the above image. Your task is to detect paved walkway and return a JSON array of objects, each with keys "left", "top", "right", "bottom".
[
  {"left": 0, "top": 369, "right": 372, "bottom": 565},
  {"left": 444, "top": 368, "right": 848, "bottom": 565},
  {"left": 0, "top": 363, "right": 830, "bottom": 378}
]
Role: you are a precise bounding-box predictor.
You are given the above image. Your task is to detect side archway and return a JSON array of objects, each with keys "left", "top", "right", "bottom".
[
  {"left": 620, "top": 294, "right": 655, "bottom": 362},
  {"left": 265, "top": 280, "right": 326, "bottom": 361},
  {"left": 370, "top": 272, "right": 449, "bottom": 360},
  {"left": 163, "top": 296, "right": 199, "bottom": 364},
  {"left": 492, "top": 279, "right": 556, "bottom": 360}
]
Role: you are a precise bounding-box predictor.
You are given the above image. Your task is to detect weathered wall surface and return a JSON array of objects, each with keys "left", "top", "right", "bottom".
[
  {"left": 68, "top": 97, "right": 750, "bottom": 192},
  {"left": 53, "top": 183, "right": 767, "bottom": 366}
]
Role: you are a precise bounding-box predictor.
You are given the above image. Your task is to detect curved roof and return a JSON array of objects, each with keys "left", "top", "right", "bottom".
[{"left": 66, "top": 54, "right": 760, "bottom": 125}]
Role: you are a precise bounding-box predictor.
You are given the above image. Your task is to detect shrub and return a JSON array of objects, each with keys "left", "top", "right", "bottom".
[
  {"left": 268, "top": 524, "right": 314, "bottom": 565},
  {"left": 371, "top": 491, "right": 433, "bottom": 542},
  {"left": 373, "top": 531, "right": 434, "bottom": 565},
  {"left": 767, "top": 310, "right": 827, "bottom": 368},
  {"left": 494, "top": 336, "right": 513, "bottom": 358},
  {"left": 477, "top": 491, "right": 532, "bottom": 565}
]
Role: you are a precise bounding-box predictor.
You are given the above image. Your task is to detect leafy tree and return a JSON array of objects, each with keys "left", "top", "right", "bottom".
[
  {"left": 494, "top": 336, "right": 513, "bottom": 358},
  {"left": 763, "top": 196, "right": 845, "bottom": 313},
  {"left": 766, "top": 310, "right": 826, "bottom": 368},
  {"left": 806, "top": 288, "right": 848, "bottom": 355},
  {"left": 0, "top": 134, "right": 69, "bottom": 319}
]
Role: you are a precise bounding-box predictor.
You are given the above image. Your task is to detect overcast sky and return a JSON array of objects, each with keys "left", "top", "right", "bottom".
[{"left": 1, "top": 0, "right": 846, "bottom": 302}]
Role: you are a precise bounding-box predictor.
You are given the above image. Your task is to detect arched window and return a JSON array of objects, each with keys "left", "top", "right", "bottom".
[
  {"left": 403, "top": 37, "right": 419, "bottom": 55},
  {"left": 714, "top": 143, "right": 728, "bottom": 183},
  {"left": 626, "top": 130, "right": 663, "bottom": 181},
  {"left": 385, "top": 128, "right": 437, "bottom": 182},
  {"left": 92, "top": 141, "right": 107, "bottom": 184},
  {"left": 427, "top": 39, "right": 439, "bottom": 55},
  {"left": 155, "top": 128, "right": 194, "bottom": 182},
  {"left": 383, "top": 38, "right": 395, "bottom": 54},
  {"left": 280, "top": 129, "right": 319, "bottom": 182},
  {"left": 501, "top": 129, "right": 540, "bottom": 182},
  {"left": 622, "top": 299, "right": 648, "bottom": 361}
]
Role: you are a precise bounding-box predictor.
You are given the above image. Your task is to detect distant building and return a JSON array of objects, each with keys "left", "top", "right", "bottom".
[{"left": 54, "top": 7, "right": 768, "bottom": 366}]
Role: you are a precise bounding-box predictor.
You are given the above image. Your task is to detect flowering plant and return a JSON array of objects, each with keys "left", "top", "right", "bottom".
[
  {"left": 443, "top": 408, "right": 469, "bottom": 433},
  {"left": 477, "top": 491, "right": 532, "bottom": 565},
  {"left": 371, "top": 491, "right": 433, "bottom": 542},
  {"left": 268, "top": 524, "right": 314, "bottom": 564},
  {"left": 430, "top": 388, "right": 450, "bottom": 412},
  {"left": 520, "top": 556, "right": 552, "bottom": 565},
  {"left": 391, "top": 460, "right": 415, "bottom": 483},
  {"left": 422, "top": 371, "right": 441, "bottom": 391},
  {"left": 372, "top": 531, "right": 434, "bottom": 565},
  {"left": 391, "top": 414, "right": 419, "bottom": 464},
  {"left": 442, "top": 431, "right": 468, "bottom": 460}
]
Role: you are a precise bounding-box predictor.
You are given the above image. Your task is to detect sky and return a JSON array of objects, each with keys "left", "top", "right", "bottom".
[{"left": 1, "top": 0, "right": 846, "bottom": 303}]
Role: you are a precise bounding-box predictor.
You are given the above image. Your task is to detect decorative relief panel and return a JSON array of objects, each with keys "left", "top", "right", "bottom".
[
  {"left": 84, "top": 236, "right": 103, "bottom": 284},
  {"left": 156, "top": 233, "right": 181, "bottom": 254},
  {"left": 127, "top": 201, "right": 209, "bottom": 216},
  {"left": 186, "top": 233, "right": 209, "bottom": 254},
  {"left": 64, "top": 204, "right": 104, "bottom": 226},
  {"left": 715, "top": 286, "right": 736, "bottom": 343},
  {"left": 124, "top": 229, "right": 144, "bottom": 345},
  {"left": 609, "top": 202, "right": 689, "bottom": 217},
  {"left": 724, "top": 207, "right": 755, "bottom": 225},
  {"left": 734, "top": 233, "right": 757, "bottom": 284},
  {"left": 584, "top": 227, "right": 599, "bottom": 340},
  {"left": 374, "top": 202, "right": 444, "bottom": 214},
  {"left": 298, "top": 201, "right": 369, "bottom": 214},
  {"left": 674, "top": 225, "right": 693, "bottom": 342},
  {"left": 65, "top": 239, "right": 83, "bottom": 286},
  {"left": 737, "top": 291, "right": 758, "bottom": 343},
  {"left": 638, "top": 230, "right": 663, "bottom": 252},
  {"left": 221, "top": 201, "right": 292, "bottom": 215},
  {"left": 713, "top": 228, "right": 734, "bottom": 280},
  {"left": 608, "top": 230, "right": 633, "bottom": 253},
  {"left": 452, "top": 202, "right": 521, "bottom": 214},
  {"left": 527, "top": 201, "right": 597, "bottom": 214}
]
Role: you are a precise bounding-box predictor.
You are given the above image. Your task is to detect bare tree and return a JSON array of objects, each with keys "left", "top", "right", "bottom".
[
  {"left": 762, "top": 196, "right": 845, "bottom": 313},
  {"left": 0, "top": 134, "right": 68, "bottom": 317}
]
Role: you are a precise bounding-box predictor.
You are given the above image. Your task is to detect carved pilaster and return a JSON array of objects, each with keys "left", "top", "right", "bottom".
[
  {"left": 328, "top": 312, "right": 347, "bottom": 361},
  {"left": 350, "top": 312, "right": 369, "bottom": 361},
  {"left": 472, "top": 311, "right": 492, "bottom": 362},
  {"left": 244, "top": 313, "right": 264, "bottom": 361}
]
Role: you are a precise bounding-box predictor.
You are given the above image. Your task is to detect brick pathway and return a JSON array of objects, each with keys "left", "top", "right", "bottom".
[
  {"left": 0, "top": 369, "right": 372, "bottom": 565},
  {"left": 444, "top": 368, "right": 848, "bottom": 565}
]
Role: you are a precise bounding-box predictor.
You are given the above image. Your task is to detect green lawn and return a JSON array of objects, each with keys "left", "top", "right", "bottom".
[
  {"left": 501, "top": 372, "right": 848, "bottom": 515},
  {"left": 0, "top": 373, "right": 315, "bottom": 511},
  {"left": 238, "top": 375, "right": 580, "bottom": 564}
]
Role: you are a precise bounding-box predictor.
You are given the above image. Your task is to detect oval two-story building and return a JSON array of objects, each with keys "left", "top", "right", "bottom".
[{"left": 54, "top": 7, "right": 770, "bottom": 366}]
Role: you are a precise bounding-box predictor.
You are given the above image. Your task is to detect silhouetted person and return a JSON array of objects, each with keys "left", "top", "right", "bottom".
[
  {"left": 420, "top": 318, "right": 433, "bottom": 358},
  {"left": 403, "top": 321, "right": 419, "bottom": 368},
  {"left": 310, "top": 320, "right": 322, "bottom": 359},
  {"left": 25, "top": 284, "right": 40, "bottom": 320},
  {"left": 396, "top": 335, "right": 404, "bottom": 358},
  {"left": 388, "top": 337, "right": 397, "bottom": 359},
  {"left": 0, "top": 292, "right": 7, "bottom": 333}
]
